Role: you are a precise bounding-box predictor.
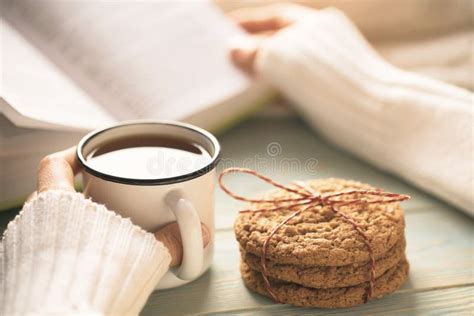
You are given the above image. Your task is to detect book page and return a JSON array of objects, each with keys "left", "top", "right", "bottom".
[
  {"left": 1, "top": 20, "right": 116, "bottom": 131},
  {"left": 2, "top": 0, "right": 252, "bottom": 126}
]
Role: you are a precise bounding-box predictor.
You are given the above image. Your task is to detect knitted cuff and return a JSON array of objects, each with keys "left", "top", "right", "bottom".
[
  {"left": 256, "top": 9, "right": 397, "bottom": 165},
  {"left": 1, "top": 190, "right": 171, "bottom": 315}
]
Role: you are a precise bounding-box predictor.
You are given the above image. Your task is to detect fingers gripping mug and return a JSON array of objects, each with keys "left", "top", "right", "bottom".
[{"left": 76, "top": 120, "right": 220, "bottom": 289}]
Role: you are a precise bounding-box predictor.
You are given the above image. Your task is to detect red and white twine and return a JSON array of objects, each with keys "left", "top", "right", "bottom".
[{"left": 218, "top": 167, "right": 410, "bottom": 303}]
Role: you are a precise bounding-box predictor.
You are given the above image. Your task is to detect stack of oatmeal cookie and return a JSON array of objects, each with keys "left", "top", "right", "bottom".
[{"left": 234, "top": 179, "right": 409, "bottom": 308}]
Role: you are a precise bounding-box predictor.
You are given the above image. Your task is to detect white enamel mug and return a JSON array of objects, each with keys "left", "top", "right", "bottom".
[{"left": 76, "top": 120, "right": 220, "bottom": 289}]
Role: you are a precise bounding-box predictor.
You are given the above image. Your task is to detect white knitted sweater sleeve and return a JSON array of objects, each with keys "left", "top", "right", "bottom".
[
  {"left": 0, "top": 190, "right": 171, "bottom": 315},
  {"left": 256, "top": 9, "right": 473, "bottom": 214}
]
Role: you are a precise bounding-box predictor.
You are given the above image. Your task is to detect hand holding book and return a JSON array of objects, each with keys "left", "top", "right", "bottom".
[{"left": 229, "top": 4, "right": 314, "bottom": 75}]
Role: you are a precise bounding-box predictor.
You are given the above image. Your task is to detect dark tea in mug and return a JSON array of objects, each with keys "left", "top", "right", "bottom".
[{"left": 86, "top": 135, "right": 212, "bottom": 180}]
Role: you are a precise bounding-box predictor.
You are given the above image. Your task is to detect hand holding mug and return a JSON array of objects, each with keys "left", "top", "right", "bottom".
[{"left": 35, "top": 146, "right": 210, "bottom": 268}]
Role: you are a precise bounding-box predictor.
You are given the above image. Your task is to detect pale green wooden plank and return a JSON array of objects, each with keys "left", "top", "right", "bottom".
[
  {"left": 203, "top": 286, "right": 474, "bottom": 315},
  {"left": 141, "top": 206, "right": 474, "bottom": 315},
  {"left": 404, "top": 207, "right": 474, "bottom": 290},
  {"left": 215, "top": 118, "right": 452, "bottom": 230}
]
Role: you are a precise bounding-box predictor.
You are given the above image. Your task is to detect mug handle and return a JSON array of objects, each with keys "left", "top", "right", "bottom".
[{"left": 165, "top": 189, "right": 204, "bottom": 281}]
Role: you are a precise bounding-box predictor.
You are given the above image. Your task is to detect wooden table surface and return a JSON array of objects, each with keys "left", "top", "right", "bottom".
[{"left": 1, "top": 117, "right": 473, "bottom": 315}]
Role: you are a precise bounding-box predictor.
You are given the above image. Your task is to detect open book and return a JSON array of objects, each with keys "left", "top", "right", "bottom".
[{"left": 0, "top": 1, "right": 272, "bottom": 210}]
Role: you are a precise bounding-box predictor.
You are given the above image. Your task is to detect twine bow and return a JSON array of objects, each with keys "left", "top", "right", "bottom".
[{"left": 218, "top": 167, "right": 410, "bottom": 303}]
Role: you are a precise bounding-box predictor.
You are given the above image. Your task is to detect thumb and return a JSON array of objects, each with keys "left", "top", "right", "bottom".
[
  {"left": 37, "top": 147, "right": 79, "bottom": 193},
  {"left": 229, "top": 36, "right": 261, "bottom": 75},
  {"left": 154, "top": 222, "right": 211, "bottom": 268}
]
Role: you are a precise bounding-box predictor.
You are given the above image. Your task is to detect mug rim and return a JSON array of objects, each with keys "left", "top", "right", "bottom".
[{"left": 76, "top": 120, "right": 221, "bottom": 186}]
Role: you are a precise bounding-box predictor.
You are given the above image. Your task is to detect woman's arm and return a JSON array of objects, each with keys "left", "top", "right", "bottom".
[
  {"left": 1, "top": 147, "right": 209, "bottom": 315},
  {"left": 230, "top": 5, "right": 473, "bottom": 214}
]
